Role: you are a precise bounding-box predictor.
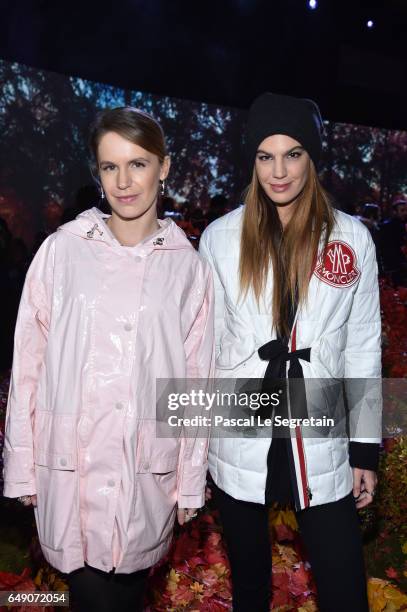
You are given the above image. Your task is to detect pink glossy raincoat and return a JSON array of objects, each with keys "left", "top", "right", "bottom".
[{"left": 2, "top": 207, "right": 214, "bottom": 574}]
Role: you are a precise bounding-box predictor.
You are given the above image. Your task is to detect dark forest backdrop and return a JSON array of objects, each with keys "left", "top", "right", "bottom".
[{"left": 0, "top": 58, "right": 407, "bottom": 248}]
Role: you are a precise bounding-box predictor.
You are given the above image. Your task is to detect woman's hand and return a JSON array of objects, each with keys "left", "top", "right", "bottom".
[
  {"left": 352, "top": 468, "right": 378, "bottom": 509},
  {"left": 177, "top": 508, "right": 198, "bottom": 525},
  {"left": 18, "top": 495, "right": 37, "bottom": 507}
]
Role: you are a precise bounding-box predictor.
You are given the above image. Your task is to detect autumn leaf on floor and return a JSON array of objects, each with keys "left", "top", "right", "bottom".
[
  {"left": 368, "top": 576, "right": 407, "bottom": 611},
  {"left": 0, "top": 567, "right": 34, "bottom": 591},
  {"left": 172, "top": 531, "right": 200, "bottom": 566},
  {"left": 274, "top": 542, "right": 299, "bottom": 566},
  {"left": 274, "top": 522, "right": 296, "bottom": 542},
  {"left": 14, "top": 606, "right": 48, "bottom": 612},
  {"left": 385, "top": 566, "right": 399, "bottom": 580},
  {"left": 272, "top": 585, "right": 291, "bottom": 608},
  {"left": 198, "top": 600, "right": 232, "bottom": 611},
  {"left": 200, "top": 567, "right": 222, "bottom": 589},
  {"left": 289, "top": 563, "right": 312, "bottom": 597},
  {"left": 186, "top": 555, "right": 206, "bottom": 569},
  {"left": 166, "top": 568, "right": 181, "bottom": 594},
  {"left": 269, "top": 508, "right": 299, "bottom": 532},
  {"left": 298, "top": 601, "right": 319, "bottom": 612},
  {"left": 169, "top": 580, "right": 196, "bottom": 606},
  {"left": 190, "top": 580, "right": 205, "bottom": 597},
  {"left": 272, "top": 568, "right": 290, "bottom": 591},
  {"left": 33, "top": 565, "right": 68, "bottom": 591},
  {"left": 203, "top": 533, "right": 229, "bottom": 565}
]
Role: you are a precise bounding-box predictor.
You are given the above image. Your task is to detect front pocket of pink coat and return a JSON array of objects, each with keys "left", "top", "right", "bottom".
[
  {"left": 32, "top": 412, "right": 81, "bottom": 553},
  {"left": 33, "top": 464, "right": 80, "bottom": 553},
  {"left": 136, "top": 451, "right": 179, "bottom": 473},
  {"left": 136, "top": 420, "right": 180, "bottom": 473},
  {"left": 33, "top": 411, "right": 77, "bottom": 470}
]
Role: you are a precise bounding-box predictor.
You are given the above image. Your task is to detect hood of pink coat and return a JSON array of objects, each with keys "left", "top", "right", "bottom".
[{"left": 57, "top": 206, "right": 194, "bottom": 252}]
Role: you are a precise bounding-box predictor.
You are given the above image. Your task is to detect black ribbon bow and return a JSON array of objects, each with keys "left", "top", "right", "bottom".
[
  {"left": 258, "top": 338, "right": 311, "bottom": 380},
  {"left": 256, "top": 338, "right": 311, "bottom": 421}
]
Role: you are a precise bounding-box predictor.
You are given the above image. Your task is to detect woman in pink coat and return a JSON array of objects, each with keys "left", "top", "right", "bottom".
[{"left": 2, "top": 107, "right": 215, "bottom": 612}]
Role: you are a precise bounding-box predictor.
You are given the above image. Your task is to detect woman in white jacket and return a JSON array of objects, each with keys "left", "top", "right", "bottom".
[{"left": 199, "top": 92, "right": 381, "bottom": 612}]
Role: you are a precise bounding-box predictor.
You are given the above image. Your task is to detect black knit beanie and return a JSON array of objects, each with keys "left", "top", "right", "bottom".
[{"left": 245, "top": 92, "right": 324, "bottom": 170}]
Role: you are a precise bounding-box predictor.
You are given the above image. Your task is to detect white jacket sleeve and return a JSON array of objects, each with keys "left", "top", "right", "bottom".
[
  {"left": 177, "top": 261, "right": 215, "bottom": 509},
  {"left": 198, "top": 230, "right": 225, "bottom": 359},
  {"left": 344, "top": 230, "right": 382, "bottom": 456},
  {"left": 2, "top": 236, "right": 55, "bottom": 498}
]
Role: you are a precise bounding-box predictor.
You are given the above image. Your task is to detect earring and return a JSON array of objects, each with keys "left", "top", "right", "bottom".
[
  {"left": 99, "top": 186, "right": 105, "bottom": 200},
  {"left": 160, "top": 180, "right": 165, "bottom": 196}
]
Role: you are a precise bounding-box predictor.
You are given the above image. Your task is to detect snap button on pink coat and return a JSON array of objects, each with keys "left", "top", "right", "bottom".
[{"left": 2, "top": 207, "right": 215, "bottom": 574}]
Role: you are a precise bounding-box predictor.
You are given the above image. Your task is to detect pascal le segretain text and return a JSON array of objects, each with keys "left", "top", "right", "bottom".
[{"left": 167, "top": 415, "right": 335, "bottom": 429}]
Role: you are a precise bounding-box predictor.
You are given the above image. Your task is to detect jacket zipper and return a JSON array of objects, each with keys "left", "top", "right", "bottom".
[
  {"left": 294, "top": 425, "right": 312, "bottom": 507},
  {"left": 290, "top": 322, "right": 312, "bottom": 508},
  {"left": 300, "top": 426, "right": 313, "bottom": 503}
]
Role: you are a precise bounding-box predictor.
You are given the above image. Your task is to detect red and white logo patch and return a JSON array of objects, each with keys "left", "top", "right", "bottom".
[{"left": 314, "top": 241, "right": 360, "bottom": 288}]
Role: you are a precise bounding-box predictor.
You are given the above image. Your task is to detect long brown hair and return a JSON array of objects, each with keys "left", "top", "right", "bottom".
[{"left": 239, "top": 161, "right": 334, "bottom": 338}]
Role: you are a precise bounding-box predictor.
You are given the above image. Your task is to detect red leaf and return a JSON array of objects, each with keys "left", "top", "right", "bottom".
[
  {"left": 206, "top": 551, "right": 228, "bottom": 565},
  {"left": 172, "top": 531, "right": 200, "bottom": 564},
  {"left": 0, "top": 570, "right": 34, "bottom": 590},
  {"left": 385, "top": 566, "right": 399, "bottom": 579},
  {"left": 272, "top": 586, "right": 291, "bottom": 607},
  {"left": 187, "top": 555, "right": 206, "bottom": 569},
  {"left": 272, "top": 569, "right": 289, "bottom": 590},
  {"left": 274, "top": 523, "right": 296, "bottom": 542}
]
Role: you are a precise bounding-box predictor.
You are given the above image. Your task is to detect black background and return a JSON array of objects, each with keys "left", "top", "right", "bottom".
[{"left": 1, "top": 0, "right": 406, "bottom": 129}]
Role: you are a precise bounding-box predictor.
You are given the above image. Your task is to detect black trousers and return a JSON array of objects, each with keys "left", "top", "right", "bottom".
[
  {"left": 66, "top": 562, "right": 149, "bottom": 612},
  {"left": 213, "top": 483, "right": 369, "bottom": 612}
]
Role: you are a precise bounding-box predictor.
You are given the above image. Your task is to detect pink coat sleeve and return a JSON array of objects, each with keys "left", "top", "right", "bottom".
[
  {"left": 2, "top": 236, "right": 54, "bottom": 498},
  {"left": 177, "top": 261, "right": 215, "bottom": 509}
]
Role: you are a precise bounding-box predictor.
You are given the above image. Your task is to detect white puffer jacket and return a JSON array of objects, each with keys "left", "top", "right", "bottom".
[{"left": 199, "top": 205, "right": 382, "bottom": 510}]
